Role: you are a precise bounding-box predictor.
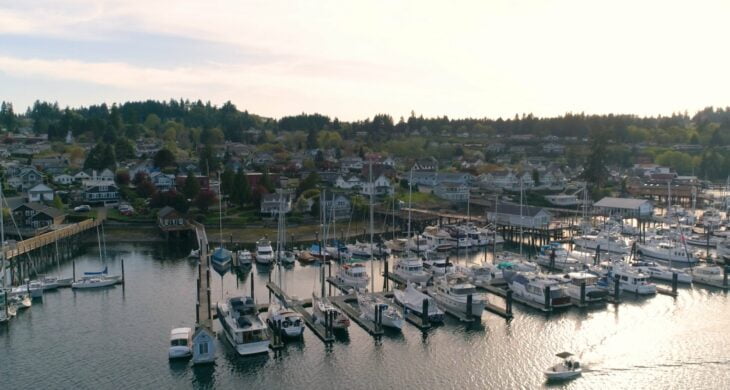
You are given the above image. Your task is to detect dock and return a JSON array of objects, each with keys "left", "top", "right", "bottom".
[
  {"left": 265, "top": 281, "right": 335, "bottom": 343},
  {"left": 329, "top": 294, "right": 385, "bottom": 336},
  {"left": 192, "top": 221, "right": 213, "bottom": 330}
]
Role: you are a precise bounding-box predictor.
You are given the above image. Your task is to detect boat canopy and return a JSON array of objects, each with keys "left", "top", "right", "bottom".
[
  {"left": 84, "top": 266, "right": 108, "bottom": 276},
  {"left": 556, "top": 352, "right": 574, "bottom": 359}
]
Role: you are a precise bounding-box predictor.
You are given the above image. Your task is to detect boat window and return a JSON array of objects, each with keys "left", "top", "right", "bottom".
[
  {"left": 170, "top": 339, "right": 188, "bottom": 347},
  {"left": 452, "top": 287, "right": 476, "bottom": 295},
  {"left": 621, "top": 276, "right": 628, "bottom": 281}
]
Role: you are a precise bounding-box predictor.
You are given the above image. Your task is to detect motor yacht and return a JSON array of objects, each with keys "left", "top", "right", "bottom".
[{"left": 216, "top": 296, "right": 270, "bottom": 356}]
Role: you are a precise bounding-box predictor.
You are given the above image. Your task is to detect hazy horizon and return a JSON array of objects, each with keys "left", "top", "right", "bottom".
[{"left": 2, "top": 1, "right": 730, "bottom": 120}]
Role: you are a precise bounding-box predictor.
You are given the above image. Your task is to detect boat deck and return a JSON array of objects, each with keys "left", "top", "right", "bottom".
[
  {"left": 329, "top": 294, "right": 385, "bottom": 336},
  {"left": 265, "top": 281, "right": 335, "bottom": 343}
]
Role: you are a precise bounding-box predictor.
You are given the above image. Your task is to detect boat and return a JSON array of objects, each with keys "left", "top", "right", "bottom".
[
  {"left": 544, "top": 352, "right": 582, "bottom": 381},
  {"left": 42, "top": 276, "right": 73, "bottom": 289},
  {"left": 9, "top": 292, "right": 32, "bottom": 310},
  {"left": 504, "top": 271, "right": 572, "bottom": 311},
  {"left": 479, "top": 225, "right": 505, "bottom": 246},
  {"left": 630, "top": 260, "right": 692, "bottom": 284},
  {"left": 604, "top": 263, "right": 657, "bottom": 294},
  {"left": 717, "top": 239, "right": 730, "bottom": 261},
  {"left": 445, "top": 226, "right": 472, "bottom": 249},
  {"left": 464, "top": 224, "right": 489, "bottom": 246},
  {"left": 237, "top": 249, "right": 252, "bottom": 266},
  {"left": 168, "top": 327, "right": 193, "bottom": 359},
  {"left": 535, "top": 242, "right": 581, "bottom": 271},
  {"left": 547, "top": 272, "right": 608, "bottom": 304},
  {"left": 188, "top": 249, "right": 200, "bottom": 259},
  {"left": 334, "top": 262, "right": 369, "bottom": 289},
  {"left": 266, "top": 300, "right": 305, "bottom": 338},
  {"left": 71, "top": 269, "right": 119, "bottom": 289},
  {"left": 356, "top": 292, "right": 404, "bottom": 330},
  {"left": 691, "top": 264, "right": 728, "bottom": 288},
  {"left": 255, "top": 238, "right": 274, "bottom": 264},
  {"left": 393, "top": 283, "right": 445, "bottom": 322},
  {"left": 384, "top": 238, "right": 408, "bottom": 253},
  {"left": 427, "top": 274, "right": 486, "bottom": 318},
  {"left": 393, "top": 254, "right": 431, "bottom": 284},
  {"left": 700, "top": 208, "right": 722, "bottom": 228},
  {"left": 347, "top": 241, "right": 372, "bottom": 258},
  {"left": 406, "top": 234, "right": 432, "bottom": 254},
  {"left": 312, "top": 294, "right": 350, "bottom": 329},
  {"left": 12, "top": 280, "right": 44, "bottom": 298},
  {"left": 422, "top": 226, "right": 455, "bottom": 251},
  {"left": 278, "top": 250, "right": 296, "bottom": 266},
  {"left": 454, "top": 263, "right": 497, "bottom": 288},
  {"left": 684, "top": 233, "right": 720, "bottom": 247},
  {"left": 573, "top": 231, "right": 631, "bottom": 254},
  {"left": 211, "top": 247, "right": 232, "bottom": 268},
  {"left": 0, "top": 292, "right": 17, "bottom": 323},
  {"left": 273, "top": 196, "right": 296, "bottom": 267},
  {"left": 325, "top": 241, "right": 352, "bottom": 262},
  {"left": 422, "top": 251, "right": 453, "bottom": 276},
  {"left": 636, "top": 238, "right": 697, "bottom": 266},
  {"left": 216, "top": 296, "right": 270, "bottom": 355}
]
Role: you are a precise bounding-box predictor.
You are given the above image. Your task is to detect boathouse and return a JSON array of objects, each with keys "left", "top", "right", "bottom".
[
  {"left": 486, "top": 201, "right": 551, "bottom": 228},
  {"left": 593, "top": 197, "right": 653, "bottom": 218},
  {"left": 192, "top": 327, "right": 216, "bottom": 365}
]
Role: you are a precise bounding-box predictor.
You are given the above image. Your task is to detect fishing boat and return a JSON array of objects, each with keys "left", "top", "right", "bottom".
[
  {"left": 547, "top": 272, "right": 608, "bottom": 304},
  {"left": 266, "top": 300, "right": 305, "bottom": 338},
  {"left": 422, "top": 226, "right": 455, "bottom": 251},
  {"left": 312, "top": 294, "right": 350, "bottom": 329},
  {"left": 544, "top": 352, "right": 582, "bottom": 381},
  {"left": 216, "top": 296, "right": 270, "bottom": 355},
  {"left": 464, "top": 224, "right": 489, "bottom": 246},
  {"left": 356, "top": 292, "right": 404, "bottom": 330},
  {"left": 393, "top": 254, "right": 431, "bottom": 284},
  {"left": 255, "top": 238, "right": 274, "bottom": 264},
  {"left": 630, "top": 260, "right": 692, "bottom": 283},
  {"left": 393, "top": 283, "right": 444, "bottom": 322},
  {"left": 211, "top": 247, "right": 232, "bottom": 268},
  {"left": 535, "top": 242, "right": 581, "bottom": 271},
  {"left": 504, "top": 271, "right": 572, "bottom": 311},
  {"left": 334, "top": 262, "right": 369, "bottom": 289},
  {"left": 236, "top": 250, "right": 252, "bottom": 266},
  {"left": 428, "top": 274, "right": 486, "bottom": 318},
  {"left": 168, "top": 327, "right": 193, "bottom": 359}
]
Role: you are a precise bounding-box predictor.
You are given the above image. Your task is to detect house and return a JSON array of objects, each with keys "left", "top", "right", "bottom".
[
  {"left": 486, "top": 202, "right": 552, "bottom": 228},
  {"left": 594, "top": 197, "right": 653, "bottom": 218},
  {"left": 321, "top": 191, "right": 352, "bottom": 220},
  {"left": 73, "top": 171, "right": 92, "bottom": 183},
  {"left": 360, "top": 174, "right": 393, "bottom": 197},
  {"left": 135, "top": 139, "right": 162, "bottom": 157},
  {"left": 485, "top": 143, "right": 505, "bottom": 154},
  {"left": 7, "top": 167, "right": 44, "bottom": 191},
  {"left": 542, "top": 143, "right": 565, "bottom": 154},
  {"left": 260, "top": 192, "right": 293, "bottom": 215},
  {"left": 335, "top": 175, "right": 363, "bottom": 190},
  {"left": 412, "top": 157, "right": 438, "bottom": 171},
  {"left": 433, "top": 182, "right": 469, "bottom": 202},
  {"left": 98, "top": 169, "right": 115, "bottom": 182},
  {"left": 27, "top": 183, "right": 54, "bottom": 203},
  {"left": 340, "top": 156, "right": 364, "bottom": 171},
  {"left": 410, "top": 171, "right": 438, "bottom": 187},
  {"left": 157, "top": 206, "right": 187, "bottom": 230},
  {"left": 84, "top": 182, "right": 120, "bottom": 205},
  {"left": 12, "top": 203, "right": 65, "bottom": 229},
  {"left": 253, "top": 152, "right": 275, "bottom": 166},
  {"left": 150, "top": 171, "right": 176, "bottom": 191},
  {"left": 32, "top": 155, "right": 68, "bottom": 174},
  {"left": 53, "top": 174, "right": 75, "bottom": 185}
]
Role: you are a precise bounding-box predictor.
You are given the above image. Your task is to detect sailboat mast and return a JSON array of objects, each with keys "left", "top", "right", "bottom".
[
  {"left": 519, "top": 177, "right": 524, "bottom": 256},
  {"left": 407, "top": 168, "right": 413, "bottom": 239},
  {"left": 0, "top": 182, "right": 5, "bottom": 288},
  {"left": 96, "top": 225, "right": 103, "bottom": 261},
  {"left": 369, "top": 160, "right": 374, "bottom": 292},
  {"left": 218, "top": 177, "right": 223, "bottom": 249}
]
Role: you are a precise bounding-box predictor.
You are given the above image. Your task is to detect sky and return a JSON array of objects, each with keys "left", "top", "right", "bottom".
[{"left": 1, "top": 0, "right": 730, "bottom": 120}]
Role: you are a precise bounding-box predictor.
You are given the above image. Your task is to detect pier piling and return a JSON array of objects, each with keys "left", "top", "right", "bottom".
[
  {"left": 672, "top": 273, "right": 678, "bottom": 295},
  {"left": 614, "top": 278, "right": 620, "bottom": 301},
  {"left": 466, "top": 294, "right": 473, "bottom": 318},
  {"left": 421, "top": 299, "right": 429, "bottom": 326},
  {"left": 580, "top": 282, "right": 586, "bottom": 306},
  {"left": 505, "top": 290, "right": 513, "bottom": 316},
  {"left": 543, "top": 287, "right": 551, "bottom": 311},
  {"left": 121, "top": 259, "right": 125, "bottom": 285}
]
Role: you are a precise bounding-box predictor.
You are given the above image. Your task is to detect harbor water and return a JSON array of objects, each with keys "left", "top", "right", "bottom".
[{"left": 1, "top": 242, "right": 730, "bottom": 389}]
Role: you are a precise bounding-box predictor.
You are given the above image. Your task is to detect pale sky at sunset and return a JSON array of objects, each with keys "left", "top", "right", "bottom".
[{"left": 1, "top": 0, "right": 729, "bottom": 120}]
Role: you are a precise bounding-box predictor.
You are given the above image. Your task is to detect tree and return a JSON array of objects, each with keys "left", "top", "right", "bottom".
[
  {"left": 115, "top": 170, "right": 131, "bottom": 186},
  {"left": 53, "top": 195, "right": 64, "bottom": 210},
  {"left": 220, "top": 167, "right": 235, "bottom": 196},
  {"left": 231, "top": 169, "right": 251, "bottom": 206},
  {"left": 261, "top": 169, "right": 275, "bottom": 193},
  {"left": 153, "top": 148, "right": 176, "bottom": 168},
  {"left": 183, "top": 170, "right": 200, "bottom": 199},
  {"left": 198, "top": 144, "right": 218, "bottom": 174},
  {"left": 114, "top": 138, "right": 135, "bottom": 161},
  {"left": 84, "top": 143, "right": 116, "bottom": 170},
  {"left": 194, "top": 189, "right": 217, "bottom": 212},
  {"left": 297, "top": 172, "right": 320, "bottom": 196},
  {"left": 306, "top": 129, "right": 318, "bottom": 149},
  {"left": 581, "top": 135, "right": 608, "bottom": 193},
  {"left": 532, "top": 169, "right": 540, "bottom": 186}
]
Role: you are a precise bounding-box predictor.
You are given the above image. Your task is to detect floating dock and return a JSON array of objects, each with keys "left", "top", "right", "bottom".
[
  {"left": 329, "top": 294, "right": 385, "bottom": 336},
  {"left": 265, "top": 281, "right": 335, "bottom": 343}
]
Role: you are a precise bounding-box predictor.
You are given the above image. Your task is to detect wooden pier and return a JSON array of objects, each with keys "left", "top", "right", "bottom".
[{"left": 192, "top": 221, "right": 213, "bottom": 330}]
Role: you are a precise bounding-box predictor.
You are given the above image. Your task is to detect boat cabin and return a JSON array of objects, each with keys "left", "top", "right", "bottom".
[{"left": 192, "top": 327, "right": 216, "bottom": 365}]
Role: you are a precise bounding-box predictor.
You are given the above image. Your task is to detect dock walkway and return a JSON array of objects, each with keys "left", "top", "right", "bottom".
[{"left": 265, "top": 281, "right": 335, "bottom": 343}]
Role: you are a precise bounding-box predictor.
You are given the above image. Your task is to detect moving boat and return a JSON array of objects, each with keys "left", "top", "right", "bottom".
[
  {"left": 266, "top": 300, "right": 305, "bottom": 338},
  {"left": 216, "top": 296, "right": 270, "bottom": 356},
  {"left": 356, "top": 292, "right": 404, "bottom": 330},
  {"left": 504, "top": 271, "right": 572, "bottom": 311},
  {"left": 427, "top": 275, "right": 486, "bottom": 318},
  {"left": 393, "top": 283, "right": 444, "bottom": 322},
  {"left": 255, "top": 238, "right": 274, "bottom": 265},
  {"left": 334, "top": 263, "right": 370, "bottom": 289},
  {"left": 312, "top": 294, "right": 350, "bottom": 330},
  {"left": 547, "top": 272, "right": 608, "bottom": 304},
  {"left": 237, "top": 249, "right": 252, "bottom": 266},
  {"left": 393, "top": 254, "right": 431, "bottom": 284},
  {"left": 168, "top": 327, "right": 193, "bottom": 359},
  {"left": 544, "top": 352, "right": 582, "bottom": 381}
]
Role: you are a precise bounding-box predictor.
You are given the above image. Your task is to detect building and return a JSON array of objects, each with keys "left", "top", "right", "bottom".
[
  {"left": 53, "top": 174, "right": 75, "bottom": 185},
  {"left": 433, "top": 182, "right": 469, "bottom": 202},
  {"left": 321, "top": 191, "right": 352, "bottom": 220},
  {"left": 192, "top": 327, "right": 216, "bottom": 364},
  {"left": 7, "top": 167, "right": 44, "bottom": 191},
  {"left": 412, "top": 157, "right": 438, "bottom": 172},
  {"left": 340, "top": 156, "right": 364, "bottom": 171},
  {"left": 84, "top": 182, "right": 120, "bottom": 205},
  {"left": 360, "top": 174, "right": 393, "bottom": 197},
  {"left": 12, "top": 203, "right": 65, "bottom": 229},
  {"left": 486, "top": 202, "right": 551, "bottom": 228},
  {"left": 260, "top": 192, "right": 293, "bottom": 215},
  {"left": 27, "top": 183, "right": 54, "bottom": 203},
  {"left": 150, "top": 172, "right": 176, "bottom": 191},
  {"left": 157, "top": 206, "right": 188, "bottom": 230},
  {"left": 593, "top": 197, "right": 653, "bottom": 218}
]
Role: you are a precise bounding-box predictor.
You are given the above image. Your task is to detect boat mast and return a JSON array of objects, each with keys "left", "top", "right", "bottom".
[
  {"left": 407, "top": 168, "right": 413, "bottom": 239},
  {"left": 96, "top": 225, "right": 103, "bottom": 261},
  {"left": 277, "top": 193, "right": 283, "bottom": 290},
  {"left": 0, "top": 182, "right": 5, "bottom": 288},
  {"left": 519, "top": 177, "right": 524, "bottom": 257},
  {"left": 218, "top": 174, "right": 223, "bottom": 250},
  {"left": 369, "top": 159, "right": 374, "bottom": 292}
]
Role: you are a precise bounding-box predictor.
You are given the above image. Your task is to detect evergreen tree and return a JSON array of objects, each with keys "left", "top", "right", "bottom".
[
  {"left": 183, "top": 169, "right": 200, "bottom": 199},
  {"left": 231, "top": 169, "right": 251, "bottom": 206},
  {"left": 260, "top": 169, "right": 275, "bottom": 193},
  {"left": 114, "top": 137, "right": 135, "bottom": 161},
  {"left": 153, "top": 148, "right": 176, "bottom": 168},
  {"left": 220, "top": 166, "right": 235, "bottom": 196}
]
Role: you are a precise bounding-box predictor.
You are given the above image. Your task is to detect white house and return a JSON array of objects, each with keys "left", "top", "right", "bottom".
[
  {"left": 335, "top": 175, "right": 363, "bottom": 190},
  {"left": 27, "top": 183, "right": 54, "bottom": 203},
  {"left": 53, "top": 174, "right": 74, "bottom": 185},
  {"left": 360, "top": 174, "right": 393, "bottom": 197},
  {"left": 340, "top": 156, "right": 364, "bottom": 171},
  {"left": 73, "top": 171, "right": 91, "bottom": 182},
  {"left": 192, "top": 327, "right": 216, "bottom": 365},
  {"left": 260, "top": 192, "right": 293, "bottom": 215},
  {"left": 433, "top": 182, "right": 469, "bottom": 202}
]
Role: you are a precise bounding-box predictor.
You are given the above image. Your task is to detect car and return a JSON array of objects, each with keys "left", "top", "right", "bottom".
[{"left": 73, "top": 205, "right": 91, "bottom": 212}]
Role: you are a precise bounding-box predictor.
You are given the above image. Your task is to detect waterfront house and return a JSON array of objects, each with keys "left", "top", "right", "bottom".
[
  {"left": 12, "top": 203, "right": 65, "bottom": 229},
  {"left": 83, "top": 182, "right": 120, "bottom": 205},
  {"left": 486, "top": 201, "right": 552, "bottom": 228},
  {"left": 73, "top": 170, "right": 92, "bottom": 183},
  {"left": 27, "top": 183, "right": 54, "bottom": 203},
  {"left": 433, "top": 182, "right": 469, "bottom": 202},
  {"left": 412, "top": 157, "right": 438, "bottom": 171},
  {"left": 157, "top": 206, "right": 187, "bottom": 230},
  {"left": 8, "top": 167, "right": 44, "bottom": 191},
  {"left": 335, "top": 175, "right": 363, "bottom": 190},
  {"left": 340, "top": 156, "right": 364, "bottom": 171},
  {"left": 321, "top": 190, "right": 352, "bottom": 220},
  {"left": 360, "top": 174, "right": 394, "bottom": 197},
  {"left": 260, "top": 192, "right": 293, "bottom": 216}
]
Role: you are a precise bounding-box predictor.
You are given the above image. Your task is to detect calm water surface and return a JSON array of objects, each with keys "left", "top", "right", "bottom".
[{"left": 1, "top": 242, "right": 729, "bottom": 389}]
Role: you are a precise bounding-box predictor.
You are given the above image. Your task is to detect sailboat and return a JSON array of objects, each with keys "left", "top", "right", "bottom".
[
  {"left": 274, "top": 194, "right": 295, "bottom": 266},
  {"left": 211, "top": 180, "right": 231, "bottom": 268},
  {"left": 72, "top": 226, "right": 121, "bottom": 289},
  {"left": 0, "top": 183, "right": 17, "bottom": 322},
  {"left": 392, "top": 168, "right": 431, "bottom": 284}
]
